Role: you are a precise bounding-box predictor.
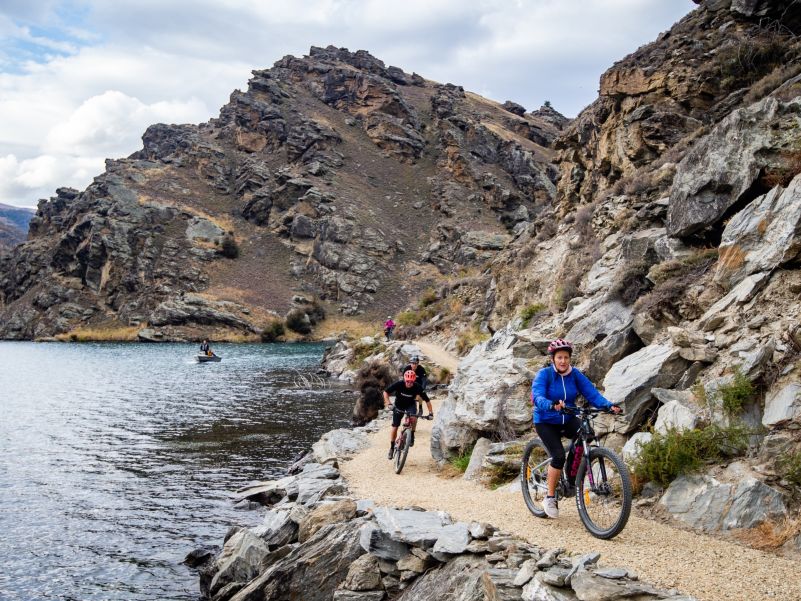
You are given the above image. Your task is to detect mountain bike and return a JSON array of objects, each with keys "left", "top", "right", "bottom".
[
  {"left": 520, "top": 406, "right": 632, "bottom": 539},
  {"left": 389, "top": 406, "right": 432, "bottom": 474}
]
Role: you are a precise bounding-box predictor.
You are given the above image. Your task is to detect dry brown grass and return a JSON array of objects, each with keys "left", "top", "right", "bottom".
[
  {"left": 732, "top": 518, "right": 801, "bottom": 550},
  {"left": 56, "top": 325, "right": 141, "bottom": 342},
  {"left": 314, "top": 316, "right": 377, "bottom": 340}
]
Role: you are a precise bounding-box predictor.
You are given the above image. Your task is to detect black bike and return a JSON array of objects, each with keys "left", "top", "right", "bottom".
[
  {"left": 390, "top": 407, "right": 432, "bottom": 474},
  {"left": 520, "top": 406, "right": 632, "bottom": 539}
]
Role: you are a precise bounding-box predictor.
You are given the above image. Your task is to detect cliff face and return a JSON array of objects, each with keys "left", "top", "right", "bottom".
[
  {"left": 429, "top": 0, "right": 801, "bottom": 548},
  {"left": 0, "top": 46, "right": 563, "bottom": 340}
]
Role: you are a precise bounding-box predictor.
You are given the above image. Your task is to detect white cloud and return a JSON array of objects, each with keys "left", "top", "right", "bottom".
[{"left": 0, "top": 0, "right": 697, "bottom": 207}]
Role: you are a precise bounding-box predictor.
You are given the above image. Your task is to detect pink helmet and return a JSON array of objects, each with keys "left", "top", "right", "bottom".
[
  {"left": 547, "top": 338, "right": 573, "bottom": 356},
  {"left": 403, "top": 369, "right": 417, "bottom": 384}
]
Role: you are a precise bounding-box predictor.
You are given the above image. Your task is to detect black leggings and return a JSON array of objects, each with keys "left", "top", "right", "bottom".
[{"left": 535, "top": 418, "right": 581, "bottom": 470}]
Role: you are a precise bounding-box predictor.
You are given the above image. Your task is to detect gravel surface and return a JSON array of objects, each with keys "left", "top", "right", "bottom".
[{"left": 339, "top": 399, "right": 801, "bottom": 601}]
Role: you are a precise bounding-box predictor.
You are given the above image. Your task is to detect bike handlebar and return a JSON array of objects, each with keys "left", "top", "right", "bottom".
[
  {"left": 389, "top": 406, "right": 433, "bottom": 420},
  {"left": 558, "top": 405, "right": 623, "bottom": 416}
]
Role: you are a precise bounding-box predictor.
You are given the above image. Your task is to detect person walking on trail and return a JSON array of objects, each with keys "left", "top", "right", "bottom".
[
  {"left": 384, "top": 316, "right": 395, "bottom": 340},
  {"left": 383, "top": 370, "right": 432, "bottom": 458},
  {"left": 401, "top": 355, "right": 427, "bottom": 391},
  {"left": 531, "top": 338, "right": 621, "bottom": 519},
  {"left": 200, "top": 339, "right": 213, "bottom": 356}
]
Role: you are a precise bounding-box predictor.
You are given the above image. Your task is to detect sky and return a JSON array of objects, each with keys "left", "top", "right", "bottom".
[{"left": 0, "top": 0, "right": 696, "bottom": 208}]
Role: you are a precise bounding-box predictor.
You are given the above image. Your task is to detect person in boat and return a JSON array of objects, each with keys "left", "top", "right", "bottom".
[{"left": 200, "top": 339, "right": 213, "bottom": 356}]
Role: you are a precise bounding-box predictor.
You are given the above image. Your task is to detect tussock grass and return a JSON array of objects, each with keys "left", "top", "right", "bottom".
[
  {"left": 56, "top": 325, "right": 141, "bottom": 342},
  {"left": 733, "top": 518, "right": 801, "bottom": 550}
]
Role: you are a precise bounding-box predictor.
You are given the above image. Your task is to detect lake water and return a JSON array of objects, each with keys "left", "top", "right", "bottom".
[{"left": 0, "top": 342, "right": 355, "bottom": 601}]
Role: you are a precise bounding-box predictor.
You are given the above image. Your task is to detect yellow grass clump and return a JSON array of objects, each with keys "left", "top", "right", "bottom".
[{"left": 56, "top": 325, "right": 141, "bottom": 342}]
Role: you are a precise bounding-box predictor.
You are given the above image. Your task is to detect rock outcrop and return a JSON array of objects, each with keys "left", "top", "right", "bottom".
[{"left": 0, "top": 46, "right": 564, "bottom": 339}]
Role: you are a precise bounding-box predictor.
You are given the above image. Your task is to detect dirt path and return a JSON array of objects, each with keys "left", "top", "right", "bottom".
[
  {"left": 340, "top": 400, "right": 801, "bottom": 601},
  {"left": 413, "top": 339, "right": 458, "bottom": 372}
]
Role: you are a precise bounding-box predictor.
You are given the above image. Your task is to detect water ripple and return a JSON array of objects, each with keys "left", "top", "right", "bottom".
[{"left": 0, "top": 341, "right": 355, "bottom": 601}]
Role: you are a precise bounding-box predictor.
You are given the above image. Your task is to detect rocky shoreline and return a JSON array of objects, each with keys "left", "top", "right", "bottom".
[{"left": 188, "top": 418, "right": 697, "bottom": 601}]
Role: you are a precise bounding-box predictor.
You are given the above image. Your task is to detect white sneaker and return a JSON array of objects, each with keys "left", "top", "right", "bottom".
[{"left": 543, "top": 496, "right": 559, "bottom": 519}]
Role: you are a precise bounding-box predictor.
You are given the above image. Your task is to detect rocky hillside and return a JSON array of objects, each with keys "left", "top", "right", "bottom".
[
  {"left": 0, "top": 203, "right": 35, "bottom": 252},
  {"left": 428, "top": 0, "right": 801, "bottom": 555},
  {"left": 0, "top": 46, "right": 564, "bottom": 340}
]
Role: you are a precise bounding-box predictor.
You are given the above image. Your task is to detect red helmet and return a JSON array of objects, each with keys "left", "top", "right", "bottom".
[
  {"left": 547, "top": 338, "right": 573, "bottom": 356},
  {"left": 403, "top": 369, "right": 417, "bottom": 384}
]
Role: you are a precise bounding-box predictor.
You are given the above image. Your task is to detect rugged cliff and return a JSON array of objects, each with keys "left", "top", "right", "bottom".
[
  {"left": 0, "top": 203, "right": 34, "bottom": 252},
  {"left": 0, "top": 46, "right": 563, "bottom": 340},
  {"left": 430, "top": 0, "right": 801, "bottom": 553}
]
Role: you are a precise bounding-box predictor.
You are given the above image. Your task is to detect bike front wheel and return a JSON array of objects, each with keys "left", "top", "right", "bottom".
[
  {"left": 520, "top": 439, "right": 551, "bottom": 518},
  {"left": 575, "top": 447, "right": 632, "bottom": 539},
  {"left": 394, "top": 430, "right": 411, "bottom": 474}
]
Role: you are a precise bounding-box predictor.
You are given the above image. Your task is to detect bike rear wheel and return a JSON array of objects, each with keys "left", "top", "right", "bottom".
[
  {"left": 520, "top": 439, "right": 551, "bottom": 518},
  {"left": 575, "top": 447, "right": 632, "bottom": 539},
  {"left": 394, "top": 429, "right": 411, "bottom": 474}
]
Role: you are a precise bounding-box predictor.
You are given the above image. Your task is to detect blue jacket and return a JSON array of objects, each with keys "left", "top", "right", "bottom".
[{"left": 531, "top": 365, "right": 612, "bottom": 424}]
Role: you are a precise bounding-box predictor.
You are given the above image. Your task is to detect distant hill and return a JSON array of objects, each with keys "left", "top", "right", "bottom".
[{"left": 0, "top": 203, "right": 35, "bottom": 251}]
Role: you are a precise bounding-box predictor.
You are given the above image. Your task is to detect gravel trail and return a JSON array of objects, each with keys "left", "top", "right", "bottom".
[{"left": 339, "top": 403, "right": 801, "bottom": 601}]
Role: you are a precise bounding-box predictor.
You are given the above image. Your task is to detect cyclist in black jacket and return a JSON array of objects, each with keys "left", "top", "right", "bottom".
[
  {"left": 383, "top": 370, "right": 432, "bottom": 458},
  {"left": 401, "top": 355, "right": 427, "bottom": 391}
]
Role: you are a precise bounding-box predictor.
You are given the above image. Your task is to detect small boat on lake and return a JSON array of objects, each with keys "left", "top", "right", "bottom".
[{"left": 196, "top": 354, "right": 222, "bottom": 363}]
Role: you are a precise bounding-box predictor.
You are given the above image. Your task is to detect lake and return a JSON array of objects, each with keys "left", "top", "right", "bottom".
[{"left": 0, "top": 342, "right": 355, "bottom": 600}]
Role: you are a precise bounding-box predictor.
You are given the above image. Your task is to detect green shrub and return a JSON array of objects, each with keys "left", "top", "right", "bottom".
[
  {"left": 553, "top": 276, "right": 580, "bottom": 311},
  {"left": 285, "top": 308, "right": 311, "bottom": 334},
  {"left": 632, "top": 424, "right": 750, "bottom": 488},
  {"left": 485, "top": 463, "right": 519, "bottom": 489},
  {"left": 419, "top": 288, "right": 438, "bottom": 309},
  {"left": 716, "top": 369, "right": 756, "bottom": 416},
  {"left": 520, "top": 303, "right": 546, "bottom": 327},
  {"left": 777, "top": 450, "right": 801, "bottom": 488},
  {"left": 450, "top": 447, "right": 473, "bottom": 473},
  {"left": 260, "top": 320, "right": 285, "bottom": 342},
  {"left": 220, "top": 233, "right": 240, "bottom": 259},
  {"left": 350, "top": 340, "right": 382, "bottom": 367}
]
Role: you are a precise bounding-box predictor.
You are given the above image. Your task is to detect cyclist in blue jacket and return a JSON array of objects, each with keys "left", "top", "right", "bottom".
[{"left": 531, "top": 338, "right": 620, "bottom": 518}]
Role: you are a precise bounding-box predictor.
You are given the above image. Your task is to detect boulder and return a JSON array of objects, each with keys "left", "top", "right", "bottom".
[
  {"left": 602, "top": 345, "right": 689, "bottom": 433},
  {"left": 699, "top": 272, "right": 770, "bottom": 330},
  {"left": 299, "top": 499, "right": 358, "bottom": 542},
  {"left": 586, "top": 326, "right": 643, "bottom": 384},
  {"left": 565, "top": 299, "right": 632, "bottom": 345},
  {"left": 653, "top": 400, "right": 699, "bottom": 434},
  {"left": 394, "top": 555, "right": 486, "bottom": 601},
  {"left": 716, "top": 173, "right": 801, "bottom": 288},
  {"left": 660, "top": 474, "right": 787, "bottom": 532},
  {"left": 762, "top": 379, "right": 801, "bottom": 427},
  {"left": 463, "top": 437, "right": 492, "bottom": 481},
  {"left": 621, "top": 432, "right": 652, "bottom": 466},
  {"left": 431, "top": 523, "right": 471, "bottom": 556},
  {"left": 251, "top": 508, "right": 298, "bottom": 548},
  {"left": 432, "top": 326, "right": 532, "bottom": 457},
  {"left": 208, "top": 530, "right": 270, "bottom": 598},
  {"left": 667, "top": 96, "right": 801, "bottom": 237},
  {"left": 372, "top": 507, "right": 454, "bottom": 547},
  {"left": 340, "top": 553, "right": 383, "bottom": 592},
  {"left": 359, "top": 524, "right": 410, "bottom": 561},
  {"left": 312, "top": 428, "right": 370, "bottom": 465},
  {"left": 229, "top": 519, "right": 366, "bottom": 601}
]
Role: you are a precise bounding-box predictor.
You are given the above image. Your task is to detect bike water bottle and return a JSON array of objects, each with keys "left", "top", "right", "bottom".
[{"left": 569, "top": 445, "right": 584, "bottom": 478}]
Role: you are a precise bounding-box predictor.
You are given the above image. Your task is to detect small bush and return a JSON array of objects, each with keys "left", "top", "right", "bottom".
[
  {"left": 260, "top": 320, "right": 285, "bottom": 342},
  {"left": 716, "top": 369, "right": 756, "bottom": 416},
  {"left": 436, "top": 366, "right": 453, "bottom": 385},
  {"left": 485, "top": 463, "right": 519, "bottom": 489},
  {"left": 455, "top": 325, "right": 490, "bottom": 355},
  {"left": 761, "top": 149, "right": 801, "bottom": 189},
  {"left": 350, "top": 340, "right": 383, "bottom": 367},
  {"left": 285, "top": 308, "right": 311, "bottom": 334},
  {"left": 632, "top": 424, "right": 750, "bottom": 488},
  {"left": 352, "top": 361, "right": 394, "bottom": 426},
  {"left": 553, "top": 276, "right": 580, "bottom": 311},
  {"left": 450, "top": 447, "right": 473, "bottom": 473},
  {"left": 610, "top": 260, "right": 652, "bottom": 305},
  {"left": 304, "top": 299, "right": 326, "bottom": 325},
  {"left": 777, "top": 450, "right": 801, "bottom": 488},
  {"left": 635, "top": 248, "right": 718, "bottom": 318},
  {"left": 220, "top": 234, "right": 240, "bottom": 259},
  {"left": 419, "top": 288, "right": 438, "bottom": 309},
  {"left": 520, "top": 303, "right": 546, "bottom": 327}
]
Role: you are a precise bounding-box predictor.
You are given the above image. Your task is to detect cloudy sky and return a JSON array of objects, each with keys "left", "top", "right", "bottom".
[{"left": 0, "top": 0, "right": 696, "bottom": 208}]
